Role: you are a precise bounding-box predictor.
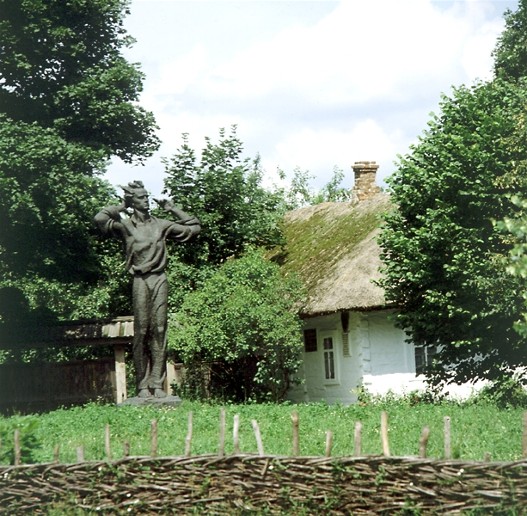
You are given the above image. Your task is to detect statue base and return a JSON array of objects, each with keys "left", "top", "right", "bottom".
[{"left": 118, "top": 395, "right": 183, "bottom": 408}]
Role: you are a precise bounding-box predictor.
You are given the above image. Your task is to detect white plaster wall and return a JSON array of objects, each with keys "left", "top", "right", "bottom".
[
  {"left": 286, "top": 312, "right": 362, "bottom": 405},
  {"left": 287, "top": 309, "right": 490, "bottom": 404},
  {"left": 361, "top": 312, "right": 488, "bottom": 399},
  {"left": 361, "top": 311, "right": 418, "bottom": 396}
]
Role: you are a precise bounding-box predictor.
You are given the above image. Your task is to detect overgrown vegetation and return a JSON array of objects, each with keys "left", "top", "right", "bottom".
[
  {"left": 0, "top": 0, "right": 158, "bottom": 323},
  {"left": 272, "top": 196, "right": 389, "bottom": 296},
  {"left": 0, "top": 394, "right": 526, "bottom": 465},
  {"left": 378, "top": 1, "right": 527, "bottom": 388},
  {"left": 169, "top": 250, "right": 304, "bottom": 402}
]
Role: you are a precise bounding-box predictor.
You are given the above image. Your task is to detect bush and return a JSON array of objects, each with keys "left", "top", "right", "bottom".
[
  {"left": 473, "top": 376, "right": 527, "bottom": 408},
  {"left": 169, "top": 250, "right": 304, "bottom": 403},
  {"left": 0, "top": 418, "right": 41, "bottom": 464}
]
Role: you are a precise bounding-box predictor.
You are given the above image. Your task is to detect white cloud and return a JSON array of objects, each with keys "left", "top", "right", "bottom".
[
  {"left": 107, "top": 0, "right": 513, "bottom": 196},
  {"left": 266, "top": 119, "right": 402, "bottom": 187}
]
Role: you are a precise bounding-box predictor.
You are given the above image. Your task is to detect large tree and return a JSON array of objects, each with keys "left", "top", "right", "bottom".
[
  {"left": 162, "top": 127, "right": 285, "bottom": 269},
  {"left": 378, "top": 1, "right": 527, "bottom": 386},
  {"left": 0, "top": 0, "right": 159, "bottom": 321}
]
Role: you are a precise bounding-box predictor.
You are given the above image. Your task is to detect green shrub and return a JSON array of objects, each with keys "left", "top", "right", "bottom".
[
  {"left": 472, "top": 376, "right": 527, "bottom": 408},
  {"left": 0, "top": 418, "right": 41, "bottom": 464}
]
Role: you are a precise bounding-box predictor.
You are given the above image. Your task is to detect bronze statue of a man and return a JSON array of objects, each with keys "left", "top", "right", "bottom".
[{"left": 95, "top": 181, "right": 201, "bottom": 399}]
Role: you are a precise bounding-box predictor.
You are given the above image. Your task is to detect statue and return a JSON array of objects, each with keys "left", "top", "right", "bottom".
[{"left": 94, "top": 181, "right": 201, "bottom": 399}]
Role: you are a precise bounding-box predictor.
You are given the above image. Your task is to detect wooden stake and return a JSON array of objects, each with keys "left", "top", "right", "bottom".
[
  {"left": 325, "top": 430, "right": 333, "bottom": 457},
  {"left": 419, "top": 426, "right": 430, "bottom": 458},
  {"left": 114, "top": 344, "right": 127, "bottom": 403},
  {"left": 251, "top": 419, "right": 264, "bottom": 456},
  {"left": 104, "top": 423, "right": 112, "bottom": 460},
  {"left": 380, "top": 411, "right": 390, "bottom": 457},
  {"left": 150, "top": 419, "right": 158, "bottom": 457},
  {"left": 233, "top": 414, "right": 240, "bottom": 454},
  {"left": 185, "top": 411, "right": 193, "bottom": 457},
  {"left": 123, "top": 440, "right": 130, "bottom": 457},
  {"left": 218, "top": 408, "right": 226, "bottom": 457},
  {"left": 522, "top": 412, "right": 527, "bottom": 458},
  {"left": 484, "top": 452, "right": 492, "bottom": 462},
  {"left": 76, "top": 445, "right": 85, "bottom": 463},
  {"left": 13, "top": 429, "right": 21, "bottom": 466},
  {"left": 444, "top": 416, "right": 452, "bottom": 459},
  {"left": 53, "top": 444, "right": 60, "bottom": 463},
  {"left": 354, "top": 421, "right": 362, "bottom": 457},
  {"left": 291, "top": 411, "right": 300, "bottom": 456}
]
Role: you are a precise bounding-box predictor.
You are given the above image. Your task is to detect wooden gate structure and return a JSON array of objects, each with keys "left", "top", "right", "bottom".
[{"left": 0, "top": 316, "right": 134, "bottom": 413}]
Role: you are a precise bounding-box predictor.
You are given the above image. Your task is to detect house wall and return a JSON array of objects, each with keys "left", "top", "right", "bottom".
[
  {"left": 287, "top": 309, "right": 422, "bottom": 405},
  {"left": 360, "top": 311, "right": 423, "bottom": 396},
  {"left": 287, "top": 312, "right": 362, "bottom": 404}
]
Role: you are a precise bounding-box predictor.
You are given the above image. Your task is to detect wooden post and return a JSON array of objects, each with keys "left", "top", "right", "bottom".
[
  {"left": 251, "top": 419, "right": 264, "bottom": 456},
  {"left": 13, "top": 429, "right": 21, "bottom": 466},
  {"left": 53, "top": 444, "right": 60, "bottom": 463},
  {"left": 104, "top": 424, "right": 112, "bottom": 460},
  {"left": 484, "top": 452, "right": 492, "bottom": 462},
  {"left": 185, "top": 412, "right": 193, "bottom": 457},
  {"left": 164, "top": 361, "right": 177, "bottom": 395},
  {"left": 419, "top": 426, "right": 430, "bottom": 458},
  {"left": 233, "top": 414, "right": 240, "bottom": 454},
  {"left": 354, "top": 421, "right": 362, "bottom": 456},
  {"left": 76, "top": 446, "right": 85, "bottom": 463},
  {"left": 218, "top": 408, "right": 226, "bottom": 457},
  {"left": 444, "top": 416, "right": 452, "bottom": 459},
  {"left": 381, "top": 411, "right": 390, "bottom": 457},
  {"left": 123, "top": 440, "right": 130, "bottom": 457},
  {"left": 114, "top": 344, "right": 127, "bottom": 404},
  {"left": 325, "top": 430, "right": 333, "bottom": 457},
  {"left": 291, "top": 411, "right": 300, "bottom": 456},
  {"left": 522, "top": 412, "right": 527, "bottom": 458},
  {"left": 150, "top": 419, "right": 158, "bottom": 457}
]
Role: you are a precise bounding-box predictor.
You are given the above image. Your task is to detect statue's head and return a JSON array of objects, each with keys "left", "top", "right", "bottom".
[{"left": 120, "top": 181, "right": 149, "bottom": 212}]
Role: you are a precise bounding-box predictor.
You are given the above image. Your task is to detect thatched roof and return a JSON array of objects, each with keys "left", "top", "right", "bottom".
[{"left": 272, "top": 193, "right": 392, "bottom": 317}]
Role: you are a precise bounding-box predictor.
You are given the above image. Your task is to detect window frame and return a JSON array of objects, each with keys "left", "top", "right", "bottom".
[
  {"left": 321, "top": 332, "right": 339, "bottom": 384},
  {"left": 414, "top": 345, "right": 437, "bottom": 375}
]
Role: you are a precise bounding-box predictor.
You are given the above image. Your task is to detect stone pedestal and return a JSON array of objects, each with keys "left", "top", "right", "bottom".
[{"left": 119, "top": 395, "right": 182, "bottom": 408}]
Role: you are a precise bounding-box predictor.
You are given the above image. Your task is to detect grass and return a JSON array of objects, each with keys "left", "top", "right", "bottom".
[{"left": 1, "top": 396, "right": 525, "bottom": 465}]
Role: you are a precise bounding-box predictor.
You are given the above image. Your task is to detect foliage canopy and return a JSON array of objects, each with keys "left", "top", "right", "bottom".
[
  {"left": 0, "top": 0, "right": 158, "bottom": 322},
  {"left": 168, "top": 250, "right": 304, "bottom": 402},
  {"left": 162, "top": 127, "right": 286, "bottom": 270},
  {"left": 379, "top": 78, "right": 527, "bottom": 385}
]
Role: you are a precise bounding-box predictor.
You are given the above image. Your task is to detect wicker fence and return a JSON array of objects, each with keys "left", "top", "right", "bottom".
[
  {"left": 2, "top": 454, "right": 527, "bottom": 514},
  {"left": 2, "top": 410, "right": 527, "bottom": 514}
]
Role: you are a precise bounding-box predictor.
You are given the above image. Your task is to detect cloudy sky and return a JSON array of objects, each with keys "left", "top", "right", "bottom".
[{"left": 107, "top": 0, "right": 518, "bottom": 198}]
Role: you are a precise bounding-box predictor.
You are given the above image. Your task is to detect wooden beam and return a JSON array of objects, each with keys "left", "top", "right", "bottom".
[{"left": 114, "top": 344, "right": 127, "bottom": 403}]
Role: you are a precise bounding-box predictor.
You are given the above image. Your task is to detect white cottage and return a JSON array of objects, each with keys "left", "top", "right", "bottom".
[{"left": 278, "top": 162, "right": 430, "bottom": 404}]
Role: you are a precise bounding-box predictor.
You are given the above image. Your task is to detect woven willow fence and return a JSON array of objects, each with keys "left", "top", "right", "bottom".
[{"left": 1, "top": 410, "right": 527, "bottom": 514}]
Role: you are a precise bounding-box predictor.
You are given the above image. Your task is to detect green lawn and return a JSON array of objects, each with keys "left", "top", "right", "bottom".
[{"left": 1, "top": 398, "right": 525, "bottom": 465}]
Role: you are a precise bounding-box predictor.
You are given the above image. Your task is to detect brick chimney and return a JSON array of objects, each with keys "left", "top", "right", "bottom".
[{"left": 352, "top": 161, "right": 380, "bottom": 201}]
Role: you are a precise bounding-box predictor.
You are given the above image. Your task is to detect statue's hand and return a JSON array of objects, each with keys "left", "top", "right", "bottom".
[{"left": 154, "top": 198, "right": 175, "bottom": 212}]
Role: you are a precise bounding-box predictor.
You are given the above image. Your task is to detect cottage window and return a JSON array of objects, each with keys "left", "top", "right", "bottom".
[
  {"left": 415, "top": 345, "right": 437, "bottom": 375},
  {"left": 304, "top": 329, "right": 317, "bottom": 352},
  {"left": 323, "top": 336, "right": 335, "bottom": 380}
]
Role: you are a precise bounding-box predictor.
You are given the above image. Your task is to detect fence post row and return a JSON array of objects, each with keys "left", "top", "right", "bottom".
[{"left": 8, "top": 410, "right": 527, "bottom": 464}]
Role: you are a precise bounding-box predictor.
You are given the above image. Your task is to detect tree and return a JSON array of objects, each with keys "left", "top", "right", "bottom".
[
  {"left": 493, "top": 0, "right": 527, "bottom": 83},
  {"left": 168, "top": 249, "right": 304, "bottom": 402},
  {"left": 495, "top": 0, "right": 527, "bottom": 340},
  {"left": 0, "top": 0, "right": 158, "bottom": 161},
  {"left": 0, "top": 0, "right": 159, "bottom": 321},
  {"left": 162, "top": 126, "right": 286, "bottom": 270},
  {"left": 501, "top": 196, "right": 527, "bottom": 339},
  {"left": 378, "top": 78, "right": 527, "bottom": 387}
]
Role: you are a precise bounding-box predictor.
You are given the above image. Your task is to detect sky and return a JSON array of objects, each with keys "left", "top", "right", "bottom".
[{"left": 106, "top": 0, "right": 519, "bottom": 198}]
